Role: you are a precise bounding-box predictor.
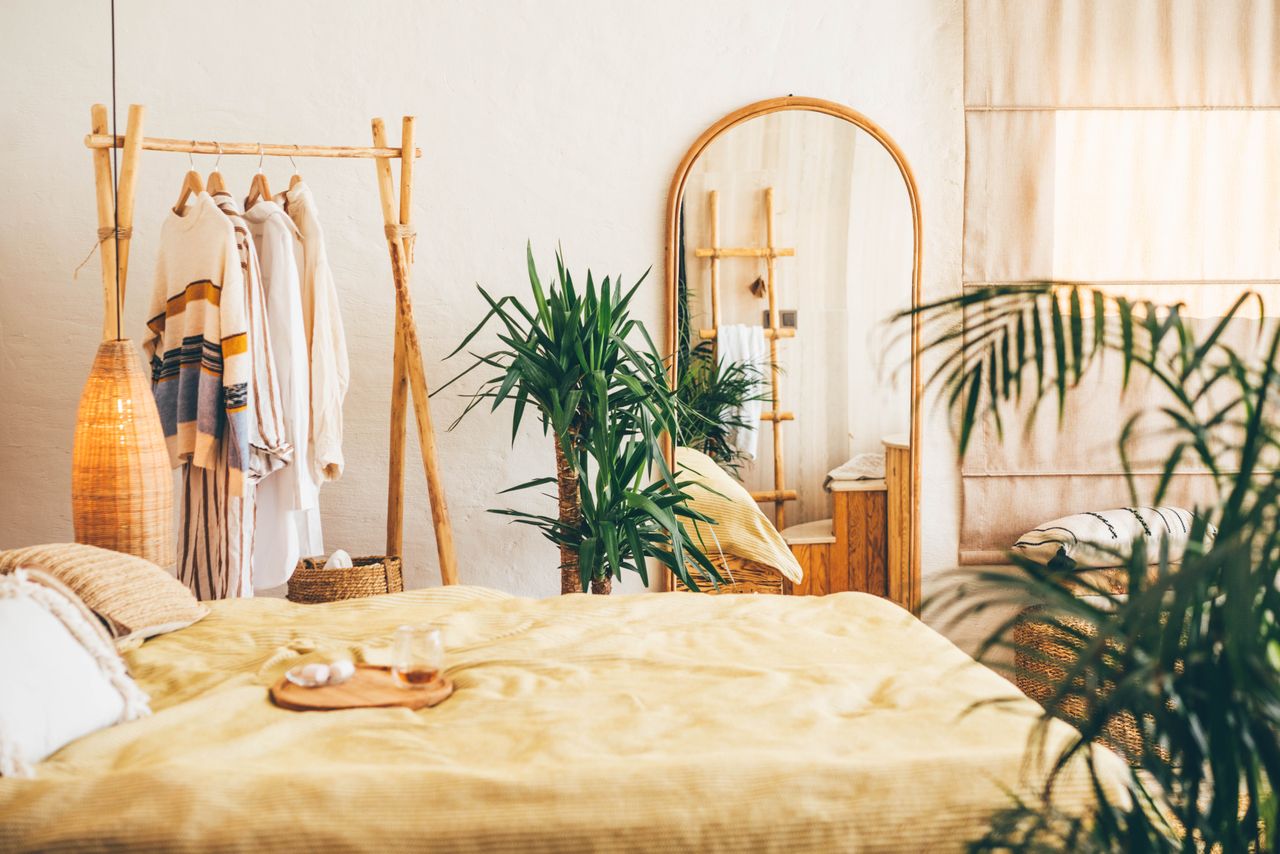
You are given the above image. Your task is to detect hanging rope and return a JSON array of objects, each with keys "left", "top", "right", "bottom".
[
  {"left": 72, "top": 227, "right": 133, "bottom": 280},
  {"left": 109, "top": 0, "right": 122, "bottom": 340},
  {"left": 384, "top": 223, "right": 417, "bottom": 262}
]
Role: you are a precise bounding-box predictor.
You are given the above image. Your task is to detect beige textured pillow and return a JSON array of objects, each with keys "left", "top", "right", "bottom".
[
  {"left": 675, "top": 447, "right": 803, "bottom": 584},
  {"left": 0, "top": 544, "right": 208, "bottom": 646}
]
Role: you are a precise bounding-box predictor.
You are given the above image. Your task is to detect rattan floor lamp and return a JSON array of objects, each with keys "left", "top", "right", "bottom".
[{"left": 70, "top": 6, "right": 174, "bottom": 567}]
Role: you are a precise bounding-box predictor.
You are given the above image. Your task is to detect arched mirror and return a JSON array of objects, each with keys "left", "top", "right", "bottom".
[{"left": 664, "top": 97, "right": 921, "bottom": 612}]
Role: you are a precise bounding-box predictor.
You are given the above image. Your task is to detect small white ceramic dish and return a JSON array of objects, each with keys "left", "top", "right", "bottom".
[{"left": 284, "top": 659, "right": 356, "bottom": 688}]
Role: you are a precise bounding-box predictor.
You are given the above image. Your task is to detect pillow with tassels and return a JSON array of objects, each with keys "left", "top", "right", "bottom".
[{"left": 0, "top": 569, "right": 150, "bottom": 777}]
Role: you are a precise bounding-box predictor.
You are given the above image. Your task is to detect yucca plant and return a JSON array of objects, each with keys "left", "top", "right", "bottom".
[
  {"left": 903, "top": 284, "right": 1280, "bottom": 852},
  {"left": 674, "top": 340, "right": 770, "bottom": 472},
  {"left": 440, "top": 245, "right": 721, "bottom": 595}
]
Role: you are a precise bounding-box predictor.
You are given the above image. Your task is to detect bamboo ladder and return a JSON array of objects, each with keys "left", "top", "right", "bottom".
[
  {"left": 695, "top": 187, "right": 798, "bottom": 528},
  {"left": 84, "top": 103, "right": 458, "bottom": 586}
]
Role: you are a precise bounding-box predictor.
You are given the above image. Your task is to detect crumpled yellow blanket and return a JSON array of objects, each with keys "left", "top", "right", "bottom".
[{"left": 0, "top": 586, "right": 1124, "bottom": 852}]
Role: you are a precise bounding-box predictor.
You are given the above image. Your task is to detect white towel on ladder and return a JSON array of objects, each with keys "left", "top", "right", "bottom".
[{"left": 716, "top": 324, "right": 768, "bottom": 460}]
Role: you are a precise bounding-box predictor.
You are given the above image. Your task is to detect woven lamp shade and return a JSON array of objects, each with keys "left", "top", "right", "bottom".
[{"left": 71, "top": 339, "right": 174, "bottom": 568}]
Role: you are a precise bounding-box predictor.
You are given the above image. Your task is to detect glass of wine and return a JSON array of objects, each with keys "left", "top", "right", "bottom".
[{"left": 392, "top": 624, "right": 444, "bottom": 689}]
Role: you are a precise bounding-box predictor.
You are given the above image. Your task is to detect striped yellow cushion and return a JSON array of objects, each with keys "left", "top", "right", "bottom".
[
  {"left": 675, "top": 447, "right": 803, "bottom": 584},
  {"left": 0, "top": 544, "right": 207, "bottom": 647}
]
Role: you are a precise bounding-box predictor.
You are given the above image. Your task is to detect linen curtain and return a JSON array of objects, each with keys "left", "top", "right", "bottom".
[{"left": 960, "top": 0, "right": 1280, "bottom": 564}]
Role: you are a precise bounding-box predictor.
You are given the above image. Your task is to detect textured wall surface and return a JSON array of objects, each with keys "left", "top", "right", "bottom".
[{"left": 0, "top": 1, "right": 964, "bottom": 611}]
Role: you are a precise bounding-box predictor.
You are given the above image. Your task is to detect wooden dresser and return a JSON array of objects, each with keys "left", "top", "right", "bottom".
[{"left": 781, "top": 437, "right": 918, "bottom": 614}]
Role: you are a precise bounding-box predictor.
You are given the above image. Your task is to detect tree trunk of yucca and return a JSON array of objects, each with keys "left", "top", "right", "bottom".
[
  {"left": 590, "top": 575, "right": 612, "bottom": 595},
  {"left": 556, "top": 438, "right": 583, "bottom": 594}
]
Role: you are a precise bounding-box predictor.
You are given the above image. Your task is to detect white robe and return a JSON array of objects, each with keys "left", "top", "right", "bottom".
[
  {"left": 244, "top": 199, "right": 323, "bottom": 589},
  {"left": 279, "top": 181, "right": 349, "bottom": 483}
]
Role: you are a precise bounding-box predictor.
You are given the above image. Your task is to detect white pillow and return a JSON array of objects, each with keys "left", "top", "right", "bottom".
[
  {"left": 1011, "top": 506, "right": 1210, "bottom": 570},
  {"left": 0, "top": 569, "right": 149, "bottom": 777}
]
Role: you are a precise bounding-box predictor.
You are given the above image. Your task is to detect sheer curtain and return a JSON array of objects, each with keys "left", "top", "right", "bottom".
[{"left": 960, "top": 0, "right": 1280, "bottom": 564}]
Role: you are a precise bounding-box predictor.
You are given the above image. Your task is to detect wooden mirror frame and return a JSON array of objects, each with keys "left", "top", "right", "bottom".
[{"left": 661, "top": 96, "right": 922, "bottom": 604}]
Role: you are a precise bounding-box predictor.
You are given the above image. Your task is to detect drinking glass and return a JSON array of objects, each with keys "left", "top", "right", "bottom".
[{"left": 392, "top": 625, "right": 445, "bottom": 688}]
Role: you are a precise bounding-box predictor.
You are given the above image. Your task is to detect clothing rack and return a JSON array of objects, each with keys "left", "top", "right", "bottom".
[
  {"left": 84, "top": 103, "right": 458, "bottom": 586},
  {"left": 695, "top": 187, "right": 798, "bottom": 528}
]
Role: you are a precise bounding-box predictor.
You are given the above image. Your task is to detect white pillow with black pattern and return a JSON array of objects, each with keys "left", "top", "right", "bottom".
[{"left": 1012, "top": 506, "right": 1211, "bottom": 570}]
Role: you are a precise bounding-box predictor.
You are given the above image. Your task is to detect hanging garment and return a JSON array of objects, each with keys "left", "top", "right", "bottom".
[
  {"left": 213, "top": 192, "right": 292, "bottom": 483},
  {"left": 244, "top": 199, "right": 323, "bottom": 589},
  {"left": 171, "top": 193, "right": 294, "bottom": 600},
  {"left": 279, "top": 181, "right": 349, "bottom": 483},
  {"left": 142, "top": 192, "right": 250, "bottom": 598},
  {"left": 716, "top": 324, "right": 768, "bottom": 460}
]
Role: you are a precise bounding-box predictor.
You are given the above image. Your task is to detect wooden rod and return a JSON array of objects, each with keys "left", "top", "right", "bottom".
[
  {"left": 760, "top": 411, "right": 795, "bottom": 422},
  {"left": 749, "top": 489, "right": 798, "bottom": 502},
  {"left": 708, "top": 190, "right": 721, "bottom": 334},
  {"left": 694, "top": 247, "right": 796, "bottom": 258},
  {"left": 374, "top": 118, "right": 410, "bottom": 558},
  {"left": 398, "top": 118, "right": 416, "bottom": 230},
  {"left": 764, "top": 186, "right": 785, "bottom": 529},
  {"left": 89, "top": 105, "right": 119, "bottom": 340},
  {"left": 85, "top": 133, "right": 420, "bottom": 160},
  {"left": 371, "top": 116, "right": 459, "bottom": 586},
  {"left": 114, "top": 105, "right": 145, "bottom": 312},
  {"left": 388, "top": 114, "right": 418, "bottom": 557},
  {"left": 698, "top": 327, "right": 795, "bottom": 340},
  {"left": 386, "top": 326, "right": 409, "bottom": 555}
]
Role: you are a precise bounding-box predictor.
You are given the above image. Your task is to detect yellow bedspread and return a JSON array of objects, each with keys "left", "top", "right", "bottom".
[{"left": 0, "top": 587, "right": 1121, "bottom": 852}]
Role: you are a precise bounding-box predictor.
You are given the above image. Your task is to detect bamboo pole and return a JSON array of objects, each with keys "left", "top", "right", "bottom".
[
  {"left": 89, "top": 105, "right": 120, "bottom": 341},
  {"left": 114, "top": 105, "right": 145, "bottom": 311},
  {"left": 708, "top": 190, "right": 721, "bottom": 335},
  {"left": 86, "top": 134, "right": 419, "bottom": 160},
  {"left": 386, "top": 330, "right": 408, "bottom": 554},
  {"left": 764, "top": 187, "right": 785, "bottom": 529},
  {"left": 749, "top": 488, "right": 799, "bottom": 502},
  {"left": 374, "top": 120, "right": 410, "bottom": 557},
  {"left": 698, "top": 327, "right": 795, "bottom": 340},
  {"left": 694, "top": 247, "right": 795, "bottom": 258},
  {"left": 371, "top": 116, "right": 458, "bottom": 585}
]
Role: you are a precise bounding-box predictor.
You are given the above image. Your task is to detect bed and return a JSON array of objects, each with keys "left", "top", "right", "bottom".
[{"left": 0, "top": 586, "right": 1124, "bottom": 852}]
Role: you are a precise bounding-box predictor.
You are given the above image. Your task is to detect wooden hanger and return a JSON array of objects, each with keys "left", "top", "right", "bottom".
[
  {"left": 173, "top": 147, "right": 205, "bottom": 215},
  {"left": 206, "top": 142, "right": 226, "bottom": 194},
  {"left": 288, "top": 150, "right": 303, "bottom": 190},
  {"left": 245, "top": 143, "right": 273, "bottom": 209}
]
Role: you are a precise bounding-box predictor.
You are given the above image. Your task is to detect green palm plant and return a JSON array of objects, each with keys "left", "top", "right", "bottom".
[
  {"left": 674, "top": 340, "right": 770, "bottom": 472},
  {"left": 439, "top": 244, "right": 721, "bottom": 595},
  {"left": 903, "top": 284, "right": 1280, "bottom": 852}
]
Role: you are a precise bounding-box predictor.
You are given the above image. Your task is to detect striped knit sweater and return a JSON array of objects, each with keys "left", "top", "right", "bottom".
[{"left": 143, "top": 191, "right": 250, "bottom": 496}]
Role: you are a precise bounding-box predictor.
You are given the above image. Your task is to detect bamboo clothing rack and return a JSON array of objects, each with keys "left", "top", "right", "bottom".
[
  {"left": 85, "top": 103, "right": 458, "bottom": 586},
  {"left": 696, "top": 187, "right": 797, "bottom": 528}
]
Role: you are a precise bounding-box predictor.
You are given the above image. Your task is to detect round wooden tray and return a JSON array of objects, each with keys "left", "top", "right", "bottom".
[{"left": 270, "top": 664, "right": 454, "bottom": 711}]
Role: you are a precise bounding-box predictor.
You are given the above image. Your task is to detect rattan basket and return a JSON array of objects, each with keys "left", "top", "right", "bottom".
[
  {"left": 1014, "top": 607, "right": 1145, "bottom": 763},
  {"left": 676, "top": 555, "right": 784, "bottom": 595},
  {"left": 287, "top": 555, "right": 404, "bottom": 604},
  {"left": 71, "top": 339, "right": 174, "bottom": 568}
]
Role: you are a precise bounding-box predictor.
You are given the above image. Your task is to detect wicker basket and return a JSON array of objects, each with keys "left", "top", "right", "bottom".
[
  {"left": 676, "top": 555, "right": 784, "bottom": 595},
  {"left": 287, "top": 555, "right": 404, "bottom": 604},
  {"left": 1014, "top": 607, "right": 1146, "bottom": 763}
]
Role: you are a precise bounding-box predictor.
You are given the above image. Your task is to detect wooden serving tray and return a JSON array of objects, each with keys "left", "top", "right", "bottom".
[{"left": 270, "top": 664, "right": 454, "bottom": 711}]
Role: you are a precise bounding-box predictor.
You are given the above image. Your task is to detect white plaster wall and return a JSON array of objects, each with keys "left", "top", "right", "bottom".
[{"left": 0, "top": 1, "right": 964, "bottom": 617}]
